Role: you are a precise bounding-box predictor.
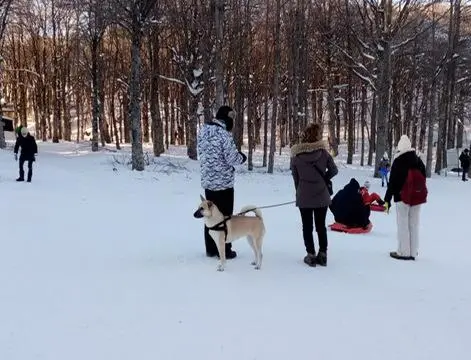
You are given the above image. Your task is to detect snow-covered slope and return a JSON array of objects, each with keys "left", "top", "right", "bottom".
[{"left": 0, "top": 141, "right": 469, "bottom": 360}]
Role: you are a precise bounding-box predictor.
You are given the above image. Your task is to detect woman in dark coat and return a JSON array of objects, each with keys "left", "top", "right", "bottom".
[
  {"left": 330, "top": 178, "right": 371, "bottom": 228},
  {"left": 290, "top": 123, "right": 338, "bottom": 267}
]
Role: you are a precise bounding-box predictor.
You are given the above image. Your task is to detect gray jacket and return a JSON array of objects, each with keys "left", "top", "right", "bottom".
[
  {"left": 290, "top": 141, "right": 338, "bottom": 209},
  {"left": 197, "top": 120, "right": 245, "bottom": 191}
]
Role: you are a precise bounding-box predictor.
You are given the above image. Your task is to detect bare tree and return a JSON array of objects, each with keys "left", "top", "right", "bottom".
[
  {"left": 213, "top": 0, "right": 225, "bottom": 108},
  {"left": 75, "top": 0, "right": 112, "bottom": 151},
  {"left": 267, "top": 0, "right": 281, "bottom": 174},
  {"left": 0, "top": 0, "right": 13, "bottom": 149},
  {"left": 113, "top": 0, "right": 158, "bottom": 170}
]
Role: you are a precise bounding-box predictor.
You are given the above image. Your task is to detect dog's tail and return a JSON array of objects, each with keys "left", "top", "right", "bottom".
[{"left": 239, "top": 205, "right": 263, "bottom": 219}]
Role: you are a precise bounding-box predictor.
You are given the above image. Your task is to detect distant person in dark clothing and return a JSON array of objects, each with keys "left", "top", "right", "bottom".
[
  {"left": 14, "top": 127, "right": 38, "bottom": 182},
  {"left": 459, "top": 149, "right": 470, "bottom": 182},
  {"left": 330, "top": 178, "right": 371, "bottom": 229}
]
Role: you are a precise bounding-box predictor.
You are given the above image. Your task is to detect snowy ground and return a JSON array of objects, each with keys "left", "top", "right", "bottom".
[{"left": 0, "top": 138, "right": 470, "bottom": 360}]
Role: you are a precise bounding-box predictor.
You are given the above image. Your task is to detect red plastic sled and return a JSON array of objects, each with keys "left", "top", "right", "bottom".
[
  {"left": 328, "top": 222, "right": 373, "bottom": 234},
  {"left": 370, "top": 204, "right": 386, "bottom": 212}
]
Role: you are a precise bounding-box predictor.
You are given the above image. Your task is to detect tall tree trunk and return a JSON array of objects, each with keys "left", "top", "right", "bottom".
[
  {"left": 419, "top": 87, "right": 428, "bottom": 152},
  {"left": 142, "top": 92, "right": 150, "bottom": 143},
  {"left": 426, "top": 84, "right": 436, "bottom": 178},
  {"left": 187, "top": 96, "right": 198, "bottom": 160},
  {"left": 150, "top": 30, "right": 164, "bottom": 156},
  {"left": 267, "top": 0, "right": 281, "bottom": 174},
  {"left": 456, "top": 88, "right": 464, "bottom": 149},
  {"left": 374, "top": 39, "right": 392, "bottom": 176},
  {"left": 214, "top": 0, "right": 225, "bottom": 108},
  {"left": 360, "top": 85, "right": 367, "bottom": 166},
  {"left": 129, "top": 29, "right": 145, "bottom": 170},
  {"left": 346, "top": 72, "right": 354, "bottom": 164},
  {"left": 91, "top": 37, "right": 100, "bottom": 152}
]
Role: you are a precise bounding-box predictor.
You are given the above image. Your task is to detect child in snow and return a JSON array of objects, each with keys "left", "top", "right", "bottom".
[
  {"left": 13, "top": 127, "right": 38, "bottom": 182},
  {"left": 359, "top": 180, "right": 385, "bottom": 206},
  {"left": 330, "top": 178, "right": 371, "bottom": 229},
  {"left": 378, "top": 152, "right": 390, "bottom": 187},
  {"left": 459, "top": 149, "right": 470, "bottom": 182}
]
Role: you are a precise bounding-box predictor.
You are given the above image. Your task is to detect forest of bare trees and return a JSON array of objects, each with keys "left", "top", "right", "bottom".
[{"left": 0, "top": 0, "right": 470, "bottom": 176}]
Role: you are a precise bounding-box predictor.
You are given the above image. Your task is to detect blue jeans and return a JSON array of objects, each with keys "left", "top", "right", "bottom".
[{"left": 379, "top": 169, "right": 388, "bottom": 185}]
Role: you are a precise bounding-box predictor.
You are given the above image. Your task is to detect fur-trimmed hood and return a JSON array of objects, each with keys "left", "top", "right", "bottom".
[{"left": 290, "top": 140, "right": 328, "bottom": 157}]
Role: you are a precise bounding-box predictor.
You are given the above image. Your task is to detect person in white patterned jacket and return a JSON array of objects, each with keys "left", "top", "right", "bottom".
[{"left": 197, "top": 105, "right": 247, "bottom": 258}]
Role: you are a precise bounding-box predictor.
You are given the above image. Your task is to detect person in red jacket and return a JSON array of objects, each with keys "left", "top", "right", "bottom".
[{"left": 359, "top": 181, "right": 385, "bottom": 206}]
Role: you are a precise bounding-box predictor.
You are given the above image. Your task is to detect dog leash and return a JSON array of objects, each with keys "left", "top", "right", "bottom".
[{"left": 236, "top": 200, "right": 296, "bottom": 215}]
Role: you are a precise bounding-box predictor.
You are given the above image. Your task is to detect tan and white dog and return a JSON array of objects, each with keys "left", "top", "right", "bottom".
[{"left": 193, "top": 195, "right": 265, "bottom": 271}]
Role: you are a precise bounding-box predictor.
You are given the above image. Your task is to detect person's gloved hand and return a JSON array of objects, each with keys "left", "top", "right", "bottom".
[
  {"left": 384, "top": 201, "right": 391, "bottom": 214},
  {"left": 14, "top": 154, "right": 18, "bottom": 161},
  {"left": 239, "top": 151, "right": 247, "bottom": 164}
]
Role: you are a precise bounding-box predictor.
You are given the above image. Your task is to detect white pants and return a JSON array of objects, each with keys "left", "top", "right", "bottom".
[{"left": 395, "top": 202, "right": 421, "bottom": 257}]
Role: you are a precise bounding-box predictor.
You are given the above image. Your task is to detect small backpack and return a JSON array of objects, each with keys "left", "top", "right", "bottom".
[{"left": 400, "top": 166, "right": 427, "bottom": 206}]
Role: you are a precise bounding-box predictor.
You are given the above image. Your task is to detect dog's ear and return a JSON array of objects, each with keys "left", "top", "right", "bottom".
[
  {"left": 200, "top": 194, "right": 205, "bottom": 202},
  {"left": 207, "top": 201, "right": 213, "bottom": 208}
]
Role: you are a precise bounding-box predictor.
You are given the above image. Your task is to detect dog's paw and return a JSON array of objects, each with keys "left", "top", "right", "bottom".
[
  {"left": 250, "top": 261, "right": 257, "bottom": 266},
  {"left": 217, "top": 264, "right": 225, "bottom": 272},
  {"left": 254, "top": 265, "right": 261, "bottom": 270}
]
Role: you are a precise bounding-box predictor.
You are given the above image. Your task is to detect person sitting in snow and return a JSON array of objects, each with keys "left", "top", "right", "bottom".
[
  {"left": 459, "top": 149, "right": 470, "bottom": 182},
  {"left": 330, "top": 178, "right": 371, "bottom": 229},
  {"left": 359, "top": 180, "right": 385, "bottom": 206},
  {"left": 13, "top": 126, "right": 38, "bottom": 182},
  {"left": 378, "top": 152, "right": 390, "bottom": 187}
]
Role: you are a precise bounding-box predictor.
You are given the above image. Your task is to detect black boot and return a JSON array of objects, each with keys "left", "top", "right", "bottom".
[
  {"left": 389, "top": 251, "right": 414, "bottom": 261},
  {"left": 224, "top": 243, "right": 237, "bottom": 259},
  {"left": 225, "top": 250, "right": 237, "bottom": 259},
  {"left": 16, "top": 177, "right": 24, "bottom": 182},
  {"left": 303, "top": 253, "right": 316, "bottom": 267},
  {"left": 316, "top": 251, "right": 327, "bottom": 266}
]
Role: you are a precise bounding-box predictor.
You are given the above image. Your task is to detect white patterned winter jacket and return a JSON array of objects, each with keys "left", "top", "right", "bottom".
[{"left": 197, "top": 120, "right": 245, "bottom": 191}]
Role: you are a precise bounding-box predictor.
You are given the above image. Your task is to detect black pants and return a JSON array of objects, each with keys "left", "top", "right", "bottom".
[
  {"left": 19, "top": 157, "right": 34, "bottom": 181},
  {"left": 463, "top": 167, "right": 469, "bottom": 181},
  {"left": 299, "top": 207, "right": 328, "bottom": 255},
  {"left": 204, "top": 188, "right": 234, "bottom": 255}
]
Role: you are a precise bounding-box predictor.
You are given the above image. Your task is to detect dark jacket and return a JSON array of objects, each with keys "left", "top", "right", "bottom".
[
  {"left": 14, "top": 134, "right": 38, "bottom": 161},
  {"left": 459, "top": 152, "right": 470, "bottom": 170},
  {"left": 330, "top": 178, "right": 371, "bottom": 228},
  {"left": 290, "top": 141, "right": 338, "bottom": 209},
  {"left": 384, "top": 150, "right": 426, "bottom": 204}
]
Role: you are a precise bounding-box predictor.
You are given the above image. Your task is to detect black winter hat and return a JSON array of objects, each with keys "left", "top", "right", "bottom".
[
  {"left": 216, "top": 105, "right": 235, "bottom": 121},
  {"left": 464, "top": 148, "right": 469, "bottom": 153},
  {"left": 215, "top": 105, "right": 236, "bottom": 131}
]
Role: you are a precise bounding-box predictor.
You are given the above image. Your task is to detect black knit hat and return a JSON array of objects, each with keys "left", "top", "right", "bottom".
[
  {"left": 216, "top": 105, "right": 235, "bottom": 121},
  {"left": 215, "top": 105, "right": 236, "bottom": 131}
]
